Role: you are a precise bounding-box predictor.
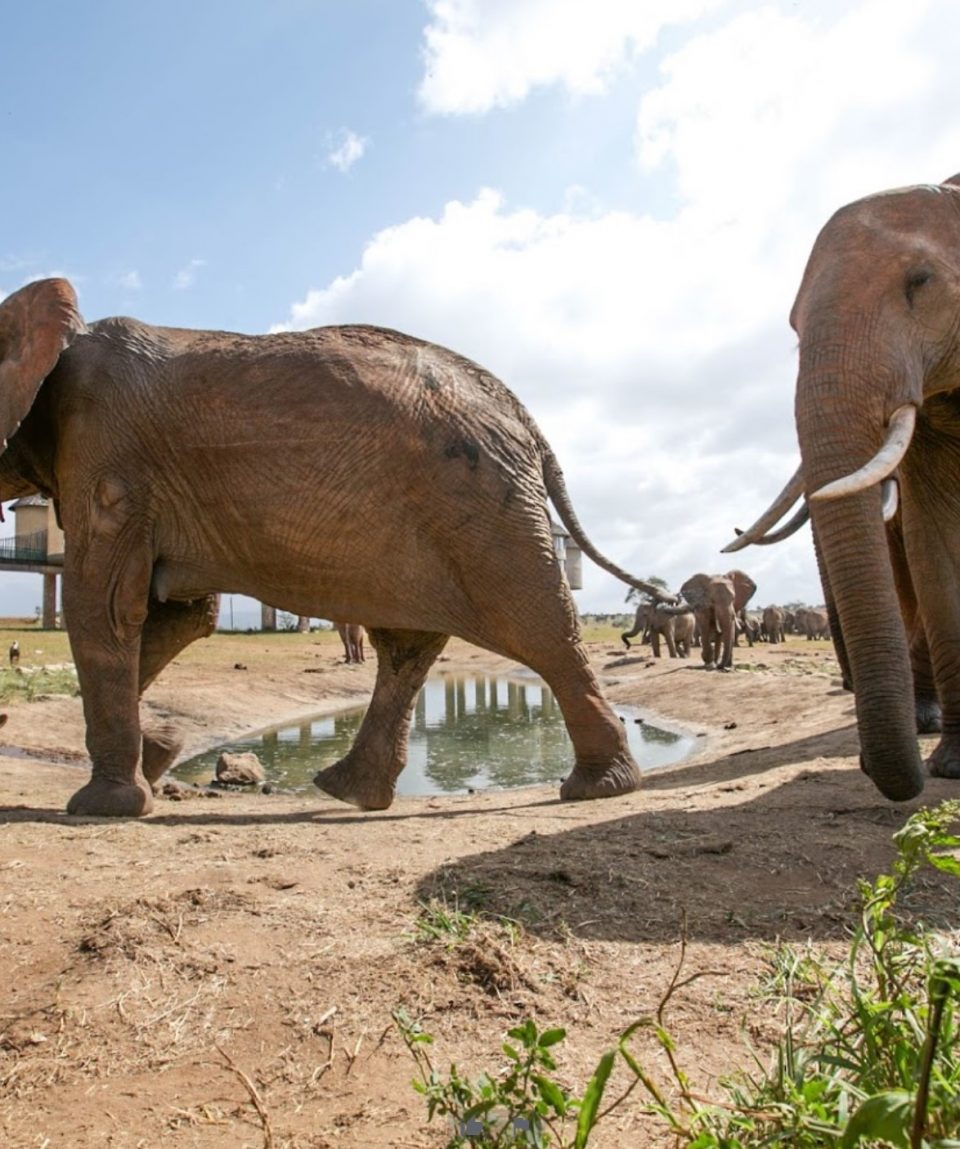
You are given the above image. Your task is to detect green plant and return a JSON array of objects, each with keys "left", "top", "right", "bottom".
[
  {"left": 412, "top": 897, "right": 482, "bottom": 944},
  {"left": 397, "top": 801, "right": 960, "bottom": 1148},
  {"left": 0, "top": 665, "right": 80, "bottom": 702}
]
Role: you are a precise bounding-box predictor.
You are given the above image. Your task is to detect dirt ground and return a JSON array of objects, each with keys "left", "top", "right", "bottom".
[{"left": 0, "top": 628, "right": 957, "bottom": 1148}]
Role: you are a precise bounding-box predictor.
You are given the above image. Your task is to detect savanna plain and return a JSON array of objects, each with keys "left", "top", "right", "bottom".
[{"left": 0, "top": 621, "right": 957, "bottom": 1148}]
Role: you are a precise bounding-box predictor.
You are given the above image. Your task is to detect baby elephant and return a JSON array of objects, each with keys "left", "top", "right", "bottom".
[{"left": 621, "top": 601, "right": 693, "bottom": 658}]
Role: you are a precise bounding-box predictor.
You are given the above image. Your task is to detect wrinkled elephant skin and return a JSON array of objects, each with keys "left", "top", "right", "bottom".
[{"left": 0, "top": 279, "right": 668, "bottom": 815}]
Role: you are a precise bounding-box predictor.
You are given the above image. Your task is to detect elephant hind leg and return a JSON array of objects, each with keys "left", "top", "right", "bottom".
[
  {"left": 506, "top": 631, "right": 640, "bottom": 801},
  {"left": 314, "top": 628, "right": 449, "bottom": 809},
  {"left": 139, "top": 596, "right": 220, "bottom": 693},
  {"left": 139, "top": 595, "right": 219, "bottom": 790}
]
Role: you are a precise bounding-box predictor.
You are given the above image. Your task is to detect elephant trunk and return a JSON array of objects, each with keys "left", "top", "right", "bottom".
[{"left": 797, "top": 362, "right": 925, "bottom": 800}]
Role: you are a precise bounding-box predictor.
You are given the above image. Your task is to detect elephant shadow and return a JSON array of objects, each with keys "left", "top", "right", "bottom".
[
  {"left": 413, "top": 764, "right": 957, "bottom": 947},
  {"left": 645, "top": 720, "right": 860, "bottom": 792}
]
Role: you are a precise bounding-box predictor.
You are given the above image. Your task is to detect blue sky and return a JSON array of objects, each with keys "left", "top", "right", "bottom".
[{"left": 3, "top": 0, "right": 960, "bottom": 621}]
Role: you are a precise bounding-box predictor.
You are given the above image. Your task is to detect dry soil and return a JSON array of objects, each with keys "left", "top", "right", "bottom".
[{"left": 0, "top": 628, "right": 957, "bottom": 1148}]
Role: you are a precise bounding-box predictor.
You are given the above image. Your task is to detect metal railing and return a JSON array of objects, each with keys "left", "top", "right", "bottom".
[{"left": 0, "top": 529, "right": 55, "bottom": 564}]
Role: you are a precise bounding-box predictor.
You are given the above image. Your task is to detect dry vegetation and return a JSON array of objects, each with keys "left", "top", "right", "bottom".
[{"left": 0, "top": 620, "right": 957, "bottom": 1147}]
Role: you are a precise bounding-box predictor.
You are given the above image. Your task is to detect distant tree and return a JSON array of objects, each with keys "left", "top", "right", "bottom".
[{"left": 624, "top": 576, "right": 671, "bottom": 605}]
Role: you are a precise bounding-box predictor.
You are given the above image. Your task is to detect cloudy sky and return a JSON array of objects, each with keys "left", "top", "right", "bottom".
[{"left": 3, "top": 0, "right": 959, "bottom": 620}]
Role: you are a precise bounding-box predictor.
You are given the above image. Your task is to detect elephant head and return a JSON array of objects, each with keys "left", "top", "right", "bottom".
[{"left": 726, "top": 175, "right": 960, "bottom": 801}]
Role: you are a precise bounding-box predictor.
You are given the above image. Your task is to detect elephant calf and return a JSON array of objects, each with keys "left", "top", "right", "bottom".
[{"left": 621, "top": 601, "right": 693, "bottom": 658}]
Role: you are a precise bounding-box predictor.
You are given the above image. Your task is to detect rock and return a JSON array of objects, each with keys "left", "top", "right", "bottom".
[{"left": 215, "top": 751, "right": 266, "bottom": 786}]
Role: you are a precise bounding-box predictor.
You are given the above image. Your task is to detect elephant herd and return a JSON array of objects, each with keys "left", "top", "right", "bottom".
[
  {"left": 2, "top": 174, "right": 960, "bottom": 813},
  {"left": 620, "top": 573, "right": 830, "bottom": 669}
]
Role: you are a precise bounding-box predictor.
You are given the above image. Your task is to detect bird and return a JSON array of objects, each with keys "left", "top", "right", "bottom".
[{"left": 9, "top": 640, "right": 20, "bottom": 668}]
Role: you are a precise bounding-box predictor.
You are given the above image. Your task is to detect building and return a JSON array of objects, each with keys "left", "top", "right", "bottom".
[{"left": 0, "top": 496, "right": 64, "bottom": 628}]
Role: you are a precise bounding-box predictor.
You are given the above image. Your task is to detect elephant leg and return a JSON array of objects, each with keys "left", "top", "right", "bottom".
[
  {"left": 314, "top": 628, "right": 449, "bottom": 809},
  {"left": 664, "top": 625, "right": 678, "bottom": 659},
  {"left": 139, "top": 596, "right": 220, "bottom": 787},
  {"left": 651, "top": 630, "right": 661, "bottom": 657},
  {"left": 718, "top": 614, "right": 736, "bottom": 670},
  {"left": 698, "top": 610, "right": 716, "bottom": 668},
  {"left": 886, "top": 518, "right": 942, "bottom": 735},
  {"left": 899, "top": 485, "right": 960, "bottom": 778},
  {"left": 61, "top": 536, "right": 154, "bottom": 817},
  {"left": 907, "top": 616, "right": 941, "bottom": 735}
]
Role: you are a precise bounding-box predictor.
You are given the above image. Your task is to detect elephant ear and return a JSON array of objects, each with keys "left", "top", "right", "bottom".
[{"left": 0, "top": 278, "right": 86, "bottom": 450}]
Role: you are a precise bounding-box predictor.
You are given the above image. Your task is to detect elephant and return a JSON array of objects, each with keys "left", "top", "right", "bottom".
[
  {"left": 794, "top": 606, "right": 829, "bottom": 641},
  {"left": 740, "top": 611, "right": 763, "bottom": 645},
  {"left": 0, "top": 278, "right": 672, "bottom": 817},
  {"left": 762, "top": 605, "right": 785, "bottom": 644},
  {"left": 621, "top": 601, "right": 694, "bottom": 658},
  {"left": 679, "top": 569, "right": 757, "bottom": 670},
  {"left": 336, "top": 623, "right": 365, "bottom": 664},
  {"left": 724, "top": 174, "right": 960, "bottom": 801}
]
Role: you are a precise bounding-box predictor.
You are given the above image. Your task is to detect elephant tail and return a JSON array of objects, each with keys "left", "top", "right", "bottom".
[{"left": 540, "top": 439, "right": 675, "bottom": 602}]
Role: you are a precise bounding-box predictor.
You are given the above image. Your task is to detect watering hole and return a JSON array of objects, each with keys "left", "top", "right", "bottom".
[{"left": 173, "top": 670, "right": 696, "bottom": 797}]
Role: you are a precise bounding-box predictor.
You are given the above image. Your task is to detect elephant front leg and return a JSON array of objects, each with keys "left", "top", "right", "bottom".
[
  {"left": 698, "top": 611, "right": 716, "bottom": 668},
  {"left": 64, "top": 619, "right": 152, "bottom": 817},
  {"left": 314, "top": 629, "right": 449, "bottom": 809},
  {"left": 61, "top": 517, "right": 159, "bottom": 816}
]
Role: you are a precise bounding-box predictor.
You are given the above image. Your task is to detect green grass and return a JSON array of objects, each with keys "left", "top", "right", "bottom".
[{"left": 0, "top": 665, "right": 79, "bottom": 702}]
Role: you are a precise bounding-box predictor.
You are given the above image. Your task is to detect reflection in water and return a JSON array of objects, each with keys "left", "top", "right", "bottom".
[{"left": 173, "top": 672, "right": 694, "bottom": 797}]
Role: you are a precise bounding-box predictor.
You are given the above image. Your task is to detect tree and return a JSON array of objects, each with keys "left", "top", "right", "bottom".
[{"left": 624, "top": 576, "right": 670, "bottom": 605}]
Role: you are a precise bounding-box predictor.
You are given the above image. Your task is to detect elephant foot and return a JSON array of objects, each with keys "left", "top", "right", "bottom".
[
  {"left": 915, "top": 698, "right": 942, "bottom": 735},
  {"left": 560, "top": 753, "right": 642, "bottom": 801},
  {"left": 927, "top": 737, "right": 960, "bottom": 780},
  {"left": 314, "top": 756, "right": 396, "bottom": 810},
  {"left": 142, "top": 722, "right": 185, "bottom": 789},
  {"left": 67, "top": 777, "right": 154, "bottom": 817}
]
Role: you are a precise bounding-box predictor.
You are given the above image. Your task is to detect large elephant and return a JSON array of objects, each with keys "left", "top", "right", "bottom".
[
  {"left": 0, "top": 278, "right": 670, "bottom": 817},
  {"left": 725, "top": 175, "right": 960, "bottom": 801},
  {"left": 679, "top": 569, "right": 757, "bottom": 670}
]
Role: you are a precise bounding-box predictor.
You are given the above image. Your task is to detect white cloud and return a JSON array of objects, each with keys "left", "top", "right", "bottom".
[
  {"left": 173, "top": 259, "right": 206, "bottom": 290},
  {"left": 118, "top": 270, "right": 142, "bottom": 290},
  {"left": 325, "top": 128, "right": 368, "bottom": 173},
  {"left": 418, "top": 0, "right": 719, "bottom": 114},
  {"left": 272, "top": 187, "right": 803, "bottom": 607},
  {"left": 274, "top": 0, "right": 960, "bottom": 612}
]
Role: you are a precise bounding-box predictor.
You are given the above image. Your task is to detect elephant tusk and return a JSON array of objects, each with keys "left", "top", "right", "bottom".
[
  {"left": 721, "top": 466, "right": 805, "bottom": 553},
  {"left": 747, "top": 501, "right": 810, "bottom": 546},
  {"left": 811, "top": 405, "right": 916, "bottom": 501},
  {"left": 881, "top": 477, "right": 899, "bottom": 522}
]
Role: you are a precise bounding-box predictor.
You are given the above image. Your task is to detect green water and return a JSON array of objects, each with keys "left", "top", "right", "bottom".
[{"left": 173, "top": 671, "right": 694, "bottom": 797}]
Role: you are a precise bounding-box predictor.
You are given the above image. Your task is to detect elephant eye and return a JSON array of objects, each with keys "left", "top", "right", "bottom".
[{"left": 904, "top": 268, "right": 932, "bottom": 306}]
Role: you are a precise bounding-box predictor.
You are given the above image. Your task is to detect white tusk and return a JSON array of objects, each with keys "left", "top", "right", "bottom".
[
  {"left": 749, "top": 502, "right": 810, "bottom": 546},
  {"left": 721, "top": 467, "right": 805, "bottom": 553},
  {"left": 811, "top": 405, "right": 916, "bottom": 501},
  {"left": 881, "top": 477, "right": 899, "bottom": 522}
]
